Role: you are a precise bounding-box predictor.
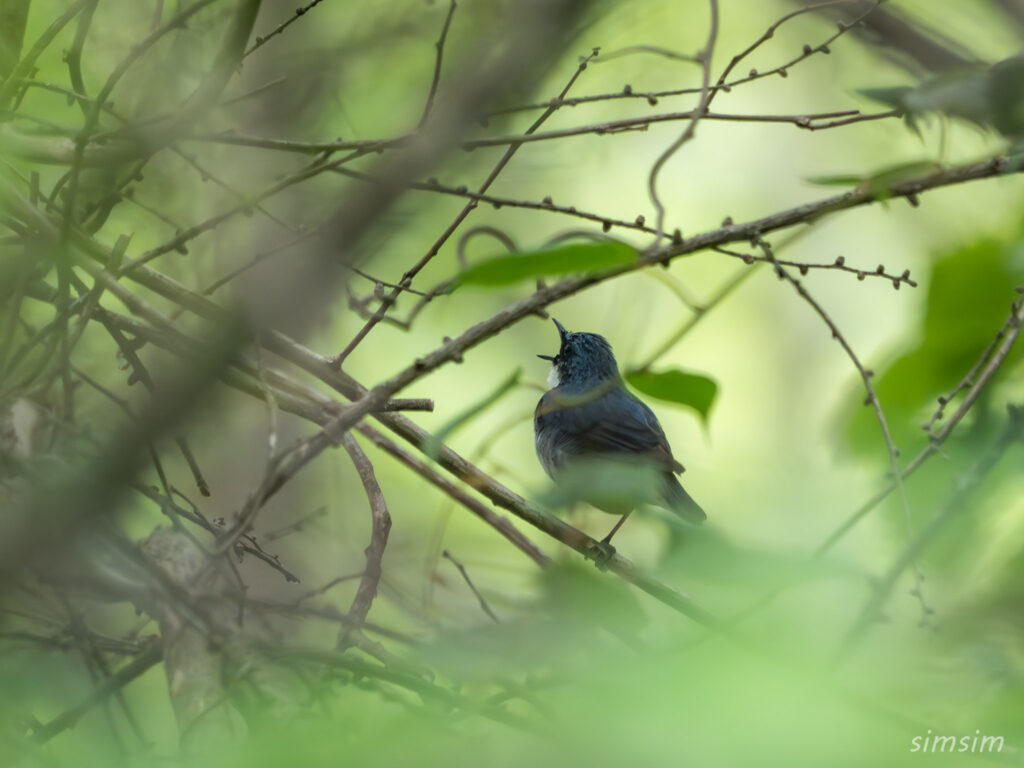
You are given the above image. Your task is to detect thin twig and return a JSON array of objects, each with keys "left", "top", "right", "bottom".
[
  {"left": 329, "top": 47, "right": 602, "bottom": 366},
  {"left": 755, "top": 235, "right": 930, "bottom": 622},
  {"left": 190, "top": 107, "right": 893, "bottom": 158},
  {"left": 417, "top": 1, "right": 457, "bottom": 129},
  {"left": 244, "top": 0, "right": 325, "bottom": 58},
  {"left": 835, "top": 406, "right": 1024, "bottom": 661},
  {"left": 712, "top": 245, "right": 916, "bottom": 288},
  {"left": 442, "top": 550, "right": 500, "bottom": 623},
  {"left": 647, "top": 0, "right": 719, "bottom": 242}
]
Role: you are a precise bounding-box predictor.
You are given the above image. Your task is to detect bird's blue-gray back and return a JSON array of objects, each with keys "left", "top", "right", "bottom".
[{"left": 535, "top": 385, "right": 683, "bottom": 477}]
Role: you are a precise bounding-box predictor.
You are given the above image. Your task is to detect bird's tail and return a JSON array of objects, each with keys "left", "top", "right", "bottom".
[{"left": 662, "top": 473, "right": 705, "bottom": 524}]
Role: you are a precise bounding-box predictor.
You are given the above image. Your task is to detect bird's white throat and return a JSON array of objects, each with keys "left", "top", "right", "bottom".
[{"left": 547, "top": 365, "right": 560, "bottom": 388}]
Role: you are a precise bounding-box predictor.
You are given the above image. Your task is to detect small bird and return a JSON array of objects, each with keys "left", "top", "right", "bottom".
[{"left": 534, "top": 319, "right": 705, "bottom": 545}]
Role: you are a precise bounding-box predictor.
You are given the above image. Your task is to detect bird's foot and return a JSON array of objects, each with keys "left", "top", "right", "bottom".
[{"left": 589, "top": 539, "right": 617, "bottom": 571}]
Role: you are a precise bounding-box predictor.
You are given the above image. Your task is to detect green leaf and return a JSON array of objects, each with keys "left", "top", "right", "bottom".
[
  {"left": 804, "top": 174, "right": 864, "bottom": 187},
  {"left": 625, "top": 368, "right": 718, "bottom": 423},
  {"left": 458, "top": 241, "right": 637, "bottom": 286},
  {"left": 537, "top": 456, "right": 664, "bottom": 513},
  {"left": 842, "top": 234, "right": 1024, "bottom": 460},
  {"left": 807, "top": 161, "right": 939, "bottom": 199}
]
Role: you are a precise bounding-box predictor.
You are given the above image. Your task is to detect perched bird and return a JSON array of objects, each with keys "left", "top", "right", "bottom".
[{"left": 534, "top": 319, "right": 704, "bottom": 545}]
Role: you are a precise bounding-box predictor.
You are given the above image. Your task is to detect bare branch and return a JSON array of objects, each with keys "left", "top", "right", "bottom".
[
  {"left": 836, "top": 407, "right": 1024, "bottom": 660},
  {"left": 442, "top": 550, "right": 500, "bottom": 623},
  {"left": 28, "top": 642, "right": 163, "bottom": 744},
  {"left": 329, "top": 46, "right": 602, "bottom": 366},
  {"left": 417, "top": 1, "right": 458, "bottom": 129},
  {"left": 755, "top": 235, "right": 929, "bottom": 621},
  {"left": 244, "top": 0, "right": 325, "bottom": 58},
  {"left": 338, "top": 433, "right": 392, "bottom": 648},
  {"left": 647, "top": 0, "right": 719, "bottom": 241}
]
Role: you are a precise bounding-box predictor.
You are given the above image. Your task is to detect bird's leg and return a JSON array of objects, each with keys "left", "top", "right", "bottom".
[
  {"left": 600, "top": 512, "right": 631, "bottom": 546},
  {"left": 590, "top": 513, "right": 630, "bottom": 571}
]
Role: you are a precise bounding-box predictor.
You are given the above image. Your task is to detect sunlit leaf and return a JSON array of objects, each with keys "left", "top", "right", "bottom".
[
  {"left": 843, "top": 235, "right": 1024, "bottom": 462},
  {"left": 625, "top": 368, "right": 718, "bottom": 423},
  {"left": 458, "top": 241, "right": 637, "bottom": 286}
]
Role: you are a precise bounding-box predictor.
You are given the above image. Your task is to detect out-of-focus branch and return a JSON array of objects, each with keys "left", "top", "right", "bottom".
[
  {"left": 702, "top": 294, "right": 1024, "bottom": 638},
  {"left": 990, "top": 0, "right": 1024, "bottom": 37},
  {"left": 28, "top": 642, "right": 164, "bottom": 744},
  {"left": 756, "top": 235, "right": 930, "bottom": 620},
  {"left": 799, "top": 0, "right": 976, "bottom": 75},
  {"left": 0, "top": 0, "right": 92, "bottom": 109},
  {"left": 338, "top": 433, "right": 392, "bottom": 649},
  {"left": 183, "top": 107, "right": 893, "bottom": 158},
  {"left": 836, "top": 405, "right": 1024, "bottom": 661},
  {"left": 1, "top": 0, "right": 588, "bottom": 583},
  {"left": 816, "top": 294, "right": 1024, "bottom": 554},
  {"left": 417, "top": 0, "right": 458, "bottom": 129},
  {"left": 139, "top": 528, "right": 244, "bottom": 745},
  {"left": 0, "top": 0, "right": 31, "bottom": 80}
]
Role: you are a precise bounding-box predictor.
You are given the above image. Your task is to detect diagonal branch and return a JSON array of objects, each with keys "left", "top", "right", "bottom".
[
  {"left": 835, "top": 406, "right": 1024, "bottom": 661},
  {"left": 28, "top": 642, "right": 164, "bottom": 744},
  {"left": 757, "top": 235, "right": 930, "bottom": 619},
  {"left": 297, "top": 158, "right": 1024, "bottom": 466}
]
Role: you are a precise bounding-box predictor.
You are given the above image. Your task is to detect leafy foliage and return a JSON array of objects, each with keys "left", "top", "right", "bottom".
[
  {"left": 458, "top": 241, "right": 637, "bottom": 286},
  {"left": 625, "top": 368, "right": 718, "bottom": 424},
  {"left": 843, "top": 231, "right": 1024, "bottom": 457}
]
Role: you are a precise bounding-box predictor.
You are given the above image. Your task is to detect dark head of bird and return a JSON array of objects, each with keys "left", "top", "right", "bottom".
[{"left": 537, "top": 319, "right": 620, "bottom": 390}]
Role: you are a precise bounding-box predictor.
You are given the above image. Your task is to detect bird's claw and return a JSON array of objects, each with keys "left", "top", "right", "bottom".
[{"left": 589, "top": 540, "right": 616, "bottom": 571}]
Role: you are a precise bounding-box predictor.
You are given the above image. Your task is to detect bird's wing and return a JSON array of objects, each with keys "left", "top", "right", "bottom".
[{"left": 560, "top": 388, "right": 685, "bottom": 473}]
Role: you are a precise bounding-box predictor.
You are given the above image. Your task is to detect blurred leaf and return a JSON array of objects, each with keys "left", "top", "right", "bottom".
[
  {"left": 537, "top": 456, "right": 664, "bottom": 513},
  {"left": 843, "top": 234, "right": 1024, "bottom": 461},
  {"left": 538, "top": 560, "right": 646, "bottom": 631},
  {"left": 807, "top": 161, "right": 939, "bottom": 199},
  {"left": 856, "top": 86, "right": 911, "bottom": 110},
  {"left": 625, "top": 368, "right": 717, "bottom": 423},
  {"left": 0, "top": 0, "right": 29, "bottom": 80},
  {"left": 417, "top": 561, "right": 645, "bottom": 681},
  {"left": 860, "top": 56, "right": 1024, "bottom": 139},
  {"left": 458, "top": 241, "right": 637, "bottom": 286},
  {"left": 806, "top": 174, "right": 865, "bottom": 186}
]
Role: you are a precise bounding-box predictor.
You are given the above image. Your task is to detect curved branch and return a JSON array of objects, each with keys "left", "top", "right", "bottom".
[{"left": 338, "top": 433, "right": 392, "bottom": 648}]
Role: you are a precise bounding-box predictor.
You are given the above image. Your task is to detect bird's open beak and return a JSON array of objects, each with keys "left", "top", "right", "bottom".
[{"left": 538, "top": 318, "right": 569, "bottom": 361}]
